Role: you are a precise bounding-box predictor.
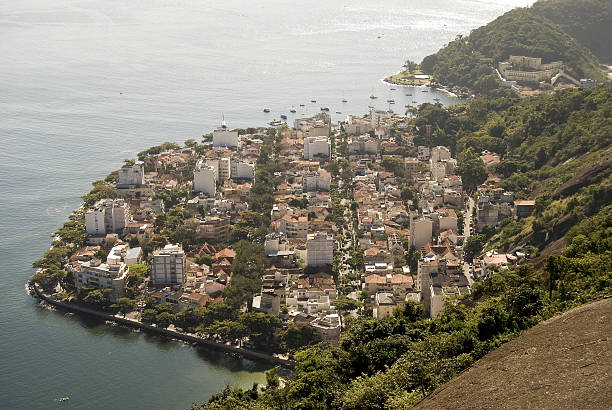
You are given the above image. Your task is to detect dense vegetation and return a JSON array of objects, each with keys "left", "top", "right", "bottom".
[
  {"left": 192, "top": 86, "right": 612, "bottom": 409},
  {"left": 421, "top": 2, "right": 606, "bottom": 92},
  {"left": 532, "top": 0, "right": 612, "bottom": 63}
]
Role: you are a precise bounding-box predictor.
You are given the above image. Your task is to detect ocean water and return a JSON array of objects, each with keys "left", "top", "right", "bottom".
[{"left": 0, "top": 1, "right": 533, "bottom": 408}]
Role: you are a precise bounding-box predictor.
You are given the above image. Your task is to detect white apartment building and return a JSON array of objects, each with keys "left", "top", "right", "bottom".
[
  {"left": 302, "top": 170, "right": 331, "bottom": 192},
  {"left": 430, "top": 161, "right": 447, "bottom": 181},
  {"left": 304, "top": 136, "right": 330, "bottom": 160},
  {"left": 85, "top": 199, "right": 129, "bottom": 235},
  {"left": 118, "top": 162, "right": 145, "bottom": 186},
  {"left": 206, "top": 158, "right": 231, "bottom": 182},
  {"left": 73, "top": 259, "right": 129, "bottom": 301},
  {"left": 279, "top": 215, "right": 308, "bottom": 239},
  {"left": 410, "top": 215, "right": 433, "bottom": 249},
  {"left": 306, "top": 232, "right": 334, "bottom": 267},
  {"left": 212, "top": 121, "right": 239, "bottom": 148},
  {"left": 344, "top": 116, "right": 374, "bottom": 136},
  {"left": 151, "top": 244, "right": 186, "bottom": 286},
  {"left": 193, "top": 160, "right": 216, "bottom": 197},
  {"left": 231, "top": 160, "right": 254, "bottom": 180},
  {"left": 348, "top": 135, "right": 379, "bottom": 155},
  {"left": 430, "top": 146, "right": 451, "bottom": 163}
]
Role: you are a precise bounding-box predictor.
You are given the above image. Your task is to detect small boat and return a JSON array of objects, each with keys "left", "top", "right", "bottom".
[
  {"left": 280, "top": 114, "right": 287, "bottom": 120},
  {"left": 368, "top": 105, "right": 374, "bottom": 109},
  {"left": 421, "top": 89, "right": 428, "bottom": 93},
  {"left": 387, "top": 99, "right": 395, "bottom": 104},
  {"left": 433, "top": 98, "right": 440, "bottom": 102},
  {"left": 299, "top": 104, "right": 305, "bottom": 107},
  {"left": 405, "top": 104, "right": 410, "bottom": 108},
  {"left": 320, "top": 107, "right": 329, "bottom": 111},
  {"left": 405, "top": 93, "right": 412, "bottom": 96},
  {"left": 412, "top": 100, "right": 418, "bottom": 103},
  {"left": 310, "top": 100, "right": 317, "bottom": 103},
  {"left": 342, "top": 99, "right": 347, "bottom": 103},
  {"left": 387, "top": 109, "right": 394, "bottom": 113},
  {"left": 390, "top": 87, "right": 396, "bottom": 91},
  {"left": 370, "top": 94, "right": 377, "bottom": 99},
  {"left": 335, "top": 111, "right": 341, "bottom": 114},
  {"left": 60, "top": 397, "right": 70, "bottom": 402},
  {"left": 263, "top": 108, "right": 270, "bottom": 113},
  {"left": 269, "top": 120, "right": 282, "bottom": 126},
  {"left": 290, "top": 108, "right": 296, "bottom": 113}
]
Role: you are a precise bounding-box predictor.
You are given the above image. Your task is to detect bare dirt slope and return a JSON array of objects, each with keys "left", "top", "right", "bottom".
[{"left": 414, "top": 297, "right": 612, "bottom": 410}]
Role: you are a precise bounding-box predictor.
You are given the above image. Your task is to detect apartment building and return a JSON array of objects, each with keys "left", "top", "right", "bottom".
[
  {"left": 306, "top": 231, "right": 334, "bottom": 267},
  {"left": 85, "top": 199, "right": 129, "bottom": 235},
  {"left": 151, "top": 244, "right": 186, "bottom": 286}
]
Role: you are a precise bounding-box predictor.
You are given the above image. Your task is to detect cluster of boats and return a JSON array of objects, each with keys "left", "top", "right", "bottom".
[{"left": 264, "top": 87, "right": 442, "bottom": 125}]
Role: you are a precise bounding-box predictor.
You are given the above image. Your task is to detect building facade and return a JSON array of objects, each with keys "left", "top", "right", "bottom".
[
  {"left": 151, "top": 244, "right": 186, "bottom": 286},
  {"left": 306, "top": 232, "right": 334, "bottom": 267}
]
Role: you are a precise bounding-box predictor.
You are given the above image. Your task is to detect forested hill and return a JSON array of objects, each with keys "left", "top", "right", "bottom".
[
  {"left": 420, "top": 1, "right": 606, "bottom": 92},
  {"left": 532, "top": 0, "right": 612, "bottom": 63},
  {"left": 192, "top": 88, "right": 612, "bottom": 410}
]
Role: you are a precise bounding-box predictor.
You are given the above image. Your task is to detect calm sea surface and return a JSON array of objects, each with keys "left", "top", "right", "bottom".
[{"left": 0, "top": 1, "right": 532, "bottom": 408}]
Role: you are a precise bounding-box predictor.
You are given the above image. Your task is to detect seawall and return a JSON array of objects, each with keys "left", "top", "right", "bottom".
[{"left": 32, "top": 283, "right": 295, "bottom": 369}]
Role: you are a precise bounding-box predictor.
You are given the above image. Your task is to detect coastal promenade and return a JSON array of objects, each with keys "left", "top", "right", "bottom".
[{"left": 32, "top": 283, "right": 295, "bottom": 369}]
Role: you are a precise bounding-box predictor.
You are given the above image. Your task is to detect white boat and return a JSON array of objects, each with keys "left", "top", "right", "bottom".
[
  {"left": 342, "top": 99, "right": 347, "bottom": 103},
  {"left": 263, "top": 108, "right": 270, "bottom": 113},
  {"left": 387, "top": 99, "right": 395, "bottom": 104},
  {"left": 370, "top": 94, "right": 377, "bottom": 99}
]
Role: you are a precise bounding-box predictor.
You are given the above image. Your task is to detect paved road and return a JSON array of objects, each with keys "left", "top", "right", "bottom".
[{"left": 463, "top": 197, "right": 475, "bottom": 285}]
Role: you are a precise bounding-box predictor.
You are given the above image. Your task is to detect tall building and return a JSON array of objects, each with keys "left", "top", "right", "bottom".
[
  {"left": 303, "top": 136, "right": 330, "bottom": 160},
  {"left": 306, "top": 232, "right": 334, "bottom": 267},
  {"left": 117, "top": 162, "right": 145, "bottom": 186},
  {"left": 302, "top": 170, "right": 331, "bottom": 192},
  {"left": 206, "top": 158, "right": 231, "bottom": 182},
  {"left": 279, "top": 215, "right": 308, "bottom": 239},
  {"left": 198, "top": 216, "right": 231, "bottom": 243},
  {"left": 194, "top": 160, "right": 216, "bottom": 197},
  {"left": 231, "top": 159, "right": 255, "bottom": 180},
  {"left": 151, "top": 244, "right": 186, "bottom": 286},
  {"left": 410, "top": 214, "right": 433, "bottom": 249},
  {"left": 212, "top": 120, "right": 239, "bottom": 148},
  {"left": 85, "top": 199, "right": 129, "bottom": 235}
]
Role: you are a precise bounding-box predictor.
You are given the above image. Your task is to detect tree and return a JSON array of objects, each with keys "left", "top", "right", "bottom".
[
  {"left": 155, "top": 311, "right": 175, "bottom": 328},
  {"left": 464, "top": 234, "right": 486, "bottom": 261},
  {"left": 111, "top": 297, "right": 136, "bottom": 317},
  {"left": 280, "top": 323, "right": 321, "bottom": 352},
  {"left": 403, "top": 59, "right": 418, "bottom": 73},
  {"left": 83, "top": 289, "right": 111, "bottom": 306},
  {"left": 456, "top": 148, "right": 488, "bottom": 193}
]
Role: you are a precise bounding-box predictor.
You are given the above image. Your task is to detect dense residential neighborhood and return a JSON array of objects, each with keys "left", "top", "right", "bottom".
[{"left": 32, "top": 105, "right": 538, "bottom": 353}]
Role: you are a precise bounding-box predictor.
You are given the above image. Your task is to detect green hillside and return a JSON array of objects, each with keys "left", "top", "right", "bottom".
[
  {"left": 421, "top": 4, "right": 606, "bottom": 92},
  {"left": 191, "top": 87, "right": 612, "bottom": 410},
  {"left": 532, "top": 0, "right": 612, "bottom": 63}
]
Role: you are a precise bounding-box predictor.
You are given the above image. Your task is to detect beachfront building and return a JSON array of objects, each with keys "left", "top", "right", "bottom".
[
  {"left": 85, "top": 199, "right": 129, "bottom": 235},
  {"left": 118, "top": 162, "right": 145, "bottom": 186},
  {"left": 72, "top": 250, "right": 130, "bottom": 301},
  {"left": 151, "top": 244, "right": 186, "bottom": 286}
]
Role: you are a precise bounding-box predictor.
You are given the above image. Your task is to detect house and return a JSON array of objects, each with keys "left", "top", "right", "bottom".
[{"left": 514, "top": 200, "right": 535, "bottom": 219}]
